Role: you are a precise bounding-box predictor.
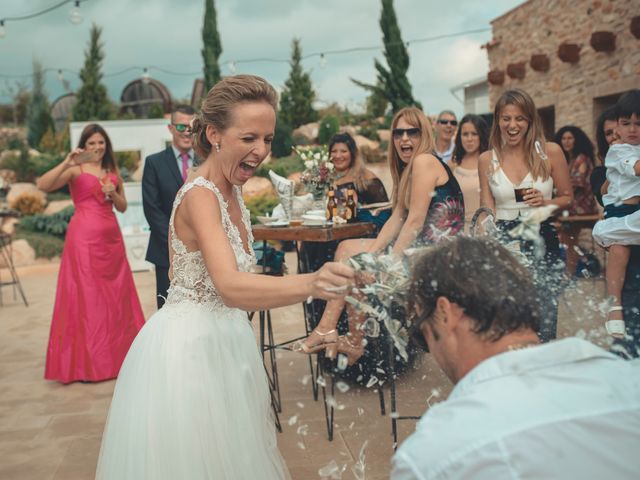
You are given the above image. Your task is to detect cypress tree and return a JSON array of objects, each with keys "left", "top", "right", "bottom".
[
  {"left": 26, "top": 60, "right": 53, "bottom": 148},
  {"left": 352, "top": 0, "right": 420, "bottom": 113},
  {"left": 279, "top": 39, "right": 318, "bottom": 130},
  {"left": 202, "top": 0, "right": 223, "bottom": 91},
  {"left": 73, "top": 24, "right": 113, "bottom": 121}
]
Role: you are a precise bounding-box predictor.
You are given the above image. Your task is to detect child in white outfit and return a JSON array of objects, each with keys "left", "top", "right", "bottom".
[{"left": 592, "top": 90, "right": 640, "bottom": 338}]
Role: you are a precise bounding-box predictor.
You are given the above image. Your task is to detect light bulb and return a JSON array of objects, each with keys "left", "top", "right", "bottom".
[
  {"left": 142, "top": 68, "right": 151, "bottom": 85},
  {"left": 319, "top": 53, "right": 327, "bottom": 68},
  {"left": 69, "top": 1, "right": 82, "bottom": 25},
  {"left": 0, "top": 20, "right": 6, "bottom": 39},
  {"left": 228, "top": 61, "right": 236, "bottom": 74},
  {"left": 57, "top": 69, "right": 64, "bottom": 82}
]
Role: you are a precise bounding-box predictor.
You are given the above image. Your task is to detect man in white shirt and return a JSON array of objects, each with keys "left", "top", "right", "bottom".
[
  {"left": 392, "top": 236, "right": 640, "bottom": 480},
  {"left": 433, "top": 110, "right": 457, "bottom": 163}
]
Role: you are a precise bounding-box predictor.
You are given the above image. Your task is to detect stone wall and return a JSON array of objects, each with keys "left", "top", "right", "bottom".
[{"left": 487, "top": 0, "right": 640, "bottom": 140}]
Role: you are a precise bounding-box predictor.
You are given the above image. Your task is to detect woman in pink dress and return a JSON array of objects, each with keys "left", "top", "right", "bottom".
[{"left": 37, "top": 124, "right": 145, "bottom": 383}]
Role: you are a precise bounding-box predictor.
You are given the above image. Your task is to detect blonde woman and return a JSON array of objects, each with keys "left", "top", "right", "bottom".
[
  {"left": 296, "top": 107, "right": 464, "bottom": 363},
  {"left": 478, "top": 88, "right": 572, "bottom": 342}
]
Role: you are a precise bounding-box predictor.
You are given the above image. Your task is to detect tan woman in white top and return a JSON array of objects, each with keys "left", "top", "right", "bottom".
[{"left": 478, "top": 89, "right": 572, "bottom": 342}]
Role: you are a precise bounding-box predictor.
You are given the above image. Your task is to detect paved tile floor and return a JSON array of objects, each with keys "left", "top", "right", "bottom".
[{"left": 0, "top": 257, "right": 610, "bottom": 479}]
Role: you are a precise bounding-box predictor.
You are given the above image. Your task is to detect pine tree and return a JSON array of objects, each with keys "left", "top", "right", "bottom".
[
  {"left": 26, "top": 60, "right": 53, "bottom": 148},
  {"left": 202, "top": 0, "right": 223, "bottom": 91},
  {"left": 352, "top": 0, "right": 420, "bottom": 113},
  {"left": 279, "top": 39, "right": 318, "bottom": 130},
  {"left": 73, "top": 24, "right": 113, "bottom": 121}
]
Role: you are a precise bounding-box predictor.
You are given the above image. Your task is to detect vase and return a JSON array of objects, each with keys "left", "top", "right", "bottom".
[{"left": 311, "top": 188, "right": 327, "bottom": 213}]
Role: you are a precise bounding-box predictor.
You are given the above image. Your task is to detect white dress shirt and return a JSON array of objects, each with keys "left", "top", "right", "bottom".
[
  {"left": 603, "top": 143, "right": 640, "bottom": 206},
  {"left": 392, "top": 338, "right": 640, "bottom": 480}
]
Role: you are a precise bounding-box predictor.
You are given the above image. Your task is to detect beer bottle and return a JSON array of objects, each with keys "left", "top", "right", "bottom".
[
  {"left": 346, "top": 188, "right": 357, "bottom": 223},
  {"left": 326, "top": 189, "right": 337, "bottom": 221}
]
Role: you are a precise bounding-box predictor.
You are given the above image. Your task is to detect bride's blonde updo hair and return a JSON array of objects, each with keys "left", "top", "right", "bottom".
[{"left": 191, "top": 74, "right": 278, "bottom": 159}]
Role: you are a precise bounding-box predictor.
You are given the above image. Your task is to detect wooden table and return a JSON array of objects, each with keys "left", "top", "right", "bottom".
[
  {"left": 251, "top": 221, "right": 376, "bottom": 429},
  {"left": 252, "top": 222, "right": 376, "bottom": 243}
]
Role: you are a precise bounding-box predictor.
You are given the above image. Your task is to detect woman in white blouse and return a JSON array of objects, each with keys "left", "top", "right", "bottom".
[{"left": 478, "top": 89, "right": 572, "bottom": 342}]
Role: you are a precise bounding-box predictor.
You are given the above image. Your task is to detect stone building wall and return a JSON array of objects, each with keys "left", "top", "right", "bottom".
[{"left": 486, "top": 0, "right": 639, "bottom": 140}]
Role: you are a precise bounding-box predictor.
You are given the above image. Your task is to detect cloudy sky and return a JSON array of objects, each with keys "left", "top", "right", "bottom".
[{"left": 0, "top": 0, "right": 522, "bottom": 116}]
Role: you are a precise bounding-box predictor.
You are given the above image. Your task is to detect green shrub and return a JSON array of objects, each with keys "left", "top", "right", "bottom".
[
  {"left": 0, "top": 148, "right": 63, "bottom": 182},
  {"left": 18, "top": 205, "right": 75, "bottom": 237},
  {"left": 14, "top": 228, "right": 65, "bottom": 259},
  {"left": 318, "top": 114, "right": 340, "bottom": 145},
  {"left": 272, "top": 115, "right": 293, "bottom": 158},
  {"left": 359, "top": 122, "right": 380, "bottom": 141},
  {"left": 244, "top": 193, "right": 280, "bottom": 224}
]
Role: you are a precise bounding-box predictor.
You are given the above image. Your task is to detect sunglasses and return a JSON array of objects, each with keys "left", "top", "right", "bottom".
[
  {"left": 437, "top": 119, "right": 458, "bottom": 126},
  {"left": 392, "top": 127, "right": 421, "bottom": 139},
  {"left": 172, "top": 123, "right": 192, "bottom": 133},
  {"left": 408, "top": 306, "right": 433, "bottom": 353}
]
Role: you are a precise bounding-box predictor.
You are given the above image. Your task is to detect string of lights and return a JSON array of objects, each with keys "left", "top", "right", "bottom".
[
  {"left": 0, "top": 27, "right": 490, "bottom": 82},
  {"left": 0, "top": 0, "right": 89, "bottom": 37}
]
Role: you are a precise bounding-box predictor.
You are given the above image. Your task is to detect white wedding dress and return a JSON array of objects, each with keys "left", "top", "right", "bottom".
[{"left": 96, "top": 177, "right": 290, "bottom": 479}]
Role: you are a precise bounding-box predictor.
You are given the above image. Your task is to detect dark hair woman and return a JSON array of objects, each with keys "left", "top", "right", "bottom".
[
  {"left": 36, "top": 123, "right": 145, "bottom": 384},
  {"left": 450, "top": 114, "right": 489, "bottom": 231}
]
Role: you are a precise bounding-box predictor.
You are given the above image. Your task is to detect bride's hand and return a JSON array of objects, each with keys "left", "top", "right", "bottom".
[{"left": 310, "top": 262, "right": 355, "bottom": 300}]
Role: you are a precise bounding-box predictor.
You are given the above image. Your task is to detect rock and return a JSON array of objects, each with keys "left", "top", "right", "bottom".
[
  {"left": 378, "top": 129, "right": 391, "bottom": 142},
  {"left": 242, "top": 176, "right": 274, "bottom": 198},
  {"left": 0, "top": 239, "right": 35, "bottom": 268},
  {"left": 6, "top": 183, "right": 47, "bottom": 205},
  {"left": 339, "top": 125, "right": 358, "bottom": 137},
  {"left": 353, "top": 135, "right": 380, "bottom": 151},
  {"left": 292, "top": 122, "right": 319, "bottom": 143},
  {"left": 0, "top": 169, "right": 17, "bottom": 184},
  {"left": 0, "top": 217, "right": 19, "bottom": 235},
  {"left": 43, "top": 199, "right": 73, "bottom": 215}
]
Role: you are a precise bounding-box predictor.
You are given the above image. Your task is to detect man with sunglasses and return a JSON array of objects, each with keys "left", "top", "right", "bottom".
[
  {"left": 433, "top": 110, "right": 458, "bottom": 164},
  {"left": 142, "top": 104, "right": 198, "bottom": 309},
  {"left": 392, "top": 236, "right": 640, "bottom": 480}
]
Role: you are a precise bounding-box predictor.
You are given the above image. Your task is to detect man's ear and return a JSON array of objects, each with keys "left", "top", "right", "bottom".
[{"left": 436, "top": 297, "right": 464, "bottom": 331}]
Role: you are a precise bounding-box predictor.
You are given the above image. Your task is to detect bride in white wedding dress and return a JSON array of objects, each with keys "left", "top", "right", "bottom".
[{"left": 95, "top": 75, "right": 355, "bottom": 480}]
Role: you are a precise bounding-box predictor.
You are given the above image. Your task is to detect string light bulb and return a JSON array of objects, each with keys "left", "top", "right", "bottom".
[
  {"left": 57, "top": 69, "right": 64, "bottom": 82},
  {"left": 69, "top": 1, "right": 82, "bottom": 25},
  {"left": 0, "top": 20, "right": 6, "bottom": 39},
  {"left": 319, "top": 53, "right": 327, "bottom": 68},
  {"left": 228, "top": 61, "right": 236, "bottom": 74},
  {"left": 142, "top": 67, "right": 151, "bottom": 85}
]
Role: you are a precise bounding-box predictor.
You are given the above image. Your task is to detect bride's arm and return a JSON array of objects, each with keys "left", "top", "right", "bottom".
[{"left": 182, "top": 187, "right": 354, "bottom": 311}]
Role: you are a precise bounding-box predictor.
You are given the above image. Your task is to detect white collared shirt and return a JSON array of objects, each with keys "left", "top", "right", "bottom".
[
  {"left": 603, "top": 143, "right": 640, "bottom": 206},
  {"left": 434, "top": 141, "right": 455, "bottom": 164},
  {"left": 392, "top": 338, "right": 640, "bottom": 480}
]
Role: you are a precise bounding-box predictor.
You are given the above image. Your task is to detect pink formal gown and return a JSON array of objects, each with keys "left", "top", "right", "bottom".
[{"left": 45, "top": 171, "right": 145, "bottom": 384}]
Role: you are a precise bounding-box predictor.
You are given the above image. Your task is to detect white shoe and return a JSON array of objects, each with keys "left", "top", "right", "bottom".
[{"left": 605, "top": 306, "right": 626, "bottom": 338}]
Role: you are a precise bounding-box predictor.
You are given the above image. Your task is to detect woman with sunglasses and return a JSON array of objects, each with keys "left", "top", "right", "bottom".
[
  {"left": 478, "top": 88, "right": 573, "bottom": 343},
  {"left": 294, "top": 107, "right": 464, "bottom": 364},
  {"left": 450, "top": 114, "right": 490, "bottom": 231}
]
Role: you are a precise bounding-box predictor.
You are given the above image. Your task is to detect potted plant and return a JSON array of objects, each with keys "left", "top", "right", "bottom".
[
  {"left": 558, "top": 43, "right": 580, "bottom": 63},
  {"left": 530, "top": 54, "right": 550, "bottom": 72},
  {"left": 631, "top": 16, "right": 640, "bottom": 39},
  {"left": 590, "top": 31, "right": 616, "bottom": 52},
  {"left": 507, "top": 62, "right": 526, "bottom": 80},
  {"left": 487, "top": 69, "right": 505, "bottom": 85}
]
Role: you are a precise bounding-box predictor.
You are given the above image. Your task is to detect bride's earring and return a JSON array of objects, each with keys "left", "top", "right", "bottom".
[{"left": 215, "top": 143, "right": 221, "bottom": 153}]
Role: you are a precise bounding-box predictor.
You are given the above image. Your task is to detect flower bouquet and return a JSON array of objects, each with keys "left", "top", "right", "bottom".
[{"left": 295, "top": 145, "right": 335, "bottom": 202}]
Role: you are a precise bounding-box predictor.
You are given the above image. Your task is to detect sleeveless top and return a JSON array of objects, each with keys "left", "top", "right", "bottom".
[
  {"left": 164, "top": 177, "right": 256, "bottom": 310},
  {"left": 417, "top": 159, "right": 465, "bottom": 244},
  {"left": 489, "top": 149, "right": 553, "bottom": 221}
]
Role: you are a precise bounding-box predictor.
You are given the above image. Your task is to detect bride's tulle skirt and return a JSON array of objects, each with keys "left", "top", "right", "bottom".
[{"left": 95, "top": 302, "right": 290, "bottom": 479}]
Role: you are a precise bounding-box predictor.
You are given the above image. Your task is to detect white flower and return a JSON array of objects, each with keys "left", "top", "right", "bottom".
[
  {"left": 304, "top": 160, "right": 314, "bottom": 169},
  {"left": 326, "top": 162, "right": 334, "bottom": 171},
  {"left": 314, "top": 152, "right": 321, "bottom": 160}
]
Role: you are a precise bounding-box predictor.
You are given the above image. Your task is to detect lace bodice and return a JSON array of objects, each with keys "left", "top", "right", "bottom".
[{"left": 164, "top": 176, "right": 256, "bottom": 309}]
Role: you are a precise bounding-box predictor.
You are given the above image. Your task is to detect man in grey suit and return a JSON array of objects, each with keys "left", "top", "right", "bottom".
[{"left": 142, "top": 104, "right": 197, "bottom": 308}]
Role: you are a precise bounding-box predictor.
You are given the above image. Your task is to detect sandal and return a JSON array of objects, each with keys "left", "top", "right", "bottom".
[
  {"left": 605, "top": 306, "right": 626, "bottom": 339},
  {"left": 291, "top": 329, "right": 338, "bottom": 358}
]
